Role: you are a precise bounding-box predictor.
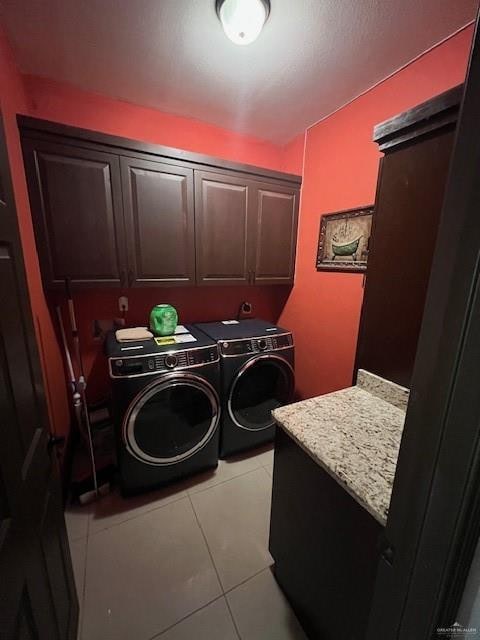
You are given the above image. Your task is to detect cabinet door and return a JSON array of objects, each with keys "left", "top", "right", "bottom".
[
  {"left": 252, "top": 183, "right": 299, "bottom": 284},
  {"left": 195, "top": 171, "right": 254, "bottom": 285},
  {"left": 121, "top": 157, "right": 195, "bottom": 286},
  {"left": 22, "top": 139, "right": 127, "bottom": 288}
]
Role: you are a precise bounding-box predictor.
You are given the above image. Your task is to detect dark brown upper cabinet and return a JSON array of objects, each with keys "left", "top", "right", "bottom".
[
  {"left": 120, "top": 157, "right": 195, "bottom": 286},
  {"left": 252, "top": 183, "right": 299, "bottom": 285},
  {"left": 20, "top": 117, "right": 301, "bottom": 290},
  {"left": 354, "top": 85, "right": 462, "bottom": 388},
  {"left": 195, "top": 171, "right": 253, "bottom": 285},
  {"left": 195, "top": 171, "right": 299, "bottom": 286},
  {"left": 22, "top": 139, "right": 127, "bottom": 288}
]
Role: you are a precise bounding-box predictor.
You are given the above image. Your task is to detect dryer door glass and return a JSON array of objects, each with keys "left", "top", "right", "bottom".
[
  {"left": 229, "top": 356, "right": 294, "bottom": 431},
  {"left": 124, "top": 375, "right": 219, "bottom": 465}
]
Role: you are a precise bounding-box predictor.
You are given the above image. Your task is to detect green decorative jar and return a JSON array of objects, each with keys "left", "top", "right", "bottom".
[{"left": 149, "top": 304, "right": 178, "bottom": 337}]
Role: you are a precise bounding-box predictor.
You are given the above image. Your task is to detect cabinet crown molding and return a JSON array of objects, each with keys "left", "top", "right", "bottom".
[
  {"left": 18, "top": 115, "right": 302, "bottom": 186},
  {"left": 373, "top": 84, "right": 463, "bottom": 153}
]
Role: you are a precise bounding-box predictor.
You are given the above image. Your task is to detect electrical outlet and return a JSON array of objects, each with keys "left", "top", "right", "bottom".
[{"left": 118, "top": 296, "right": 128, "bottom": 312}]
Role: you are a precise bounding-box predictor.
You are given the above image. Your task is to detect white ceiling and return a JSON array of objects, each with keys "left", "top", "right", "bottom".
[{"left": 0, "top": 0, "right": 477, "bottom": 143}]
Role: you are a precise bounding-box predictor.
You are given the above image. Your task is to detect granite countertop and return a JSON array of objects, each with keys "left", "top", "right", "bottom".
[{"left": 272, "top": 370, "right": 409, "bottom": 525}]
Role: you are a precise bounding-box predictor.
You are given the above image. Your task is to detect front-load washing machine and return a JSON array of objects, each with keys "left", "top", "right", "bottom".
[
  {"left": 106, "top": 325, "right": 221, "bottom": 495},
  {"left": 194, "top": 319, "right": 294, "bottom": 457}
]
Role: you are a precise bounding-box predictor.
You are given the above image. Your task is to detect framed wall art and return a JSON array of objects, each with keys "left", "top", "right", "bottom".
[{"left": 316, "top": 205, "right": 374, "bottom": 272}]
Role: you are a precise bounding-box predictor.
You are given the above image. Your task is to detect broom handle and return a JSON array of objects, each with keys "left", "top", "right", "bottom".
[
  {"left": 65, "top": 279, "right": 98, "bottom": 496},
  {"left": 56, "top": 306, "right": 75, "bottom": 386},
  {"left": 65, "top": 279, "right": 84, "bottom": 377},
  {"left": 80, "top": 384, "right": 98, "bottom": 495}
]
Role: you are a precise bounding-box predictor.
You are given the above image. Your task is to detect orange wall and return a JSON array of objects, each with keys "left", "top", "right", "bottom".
[
  {"left": 279, "top": 25, "right": 474, "bottom": 399},
  {"left": 0, "top": 27, "right": 71, "bottom": 441},
  {"left": 280, "top": 132, "right": 305, "bottom": 175},
  {"left": 24, "top": 75, "right": 303, "bottom": 174}
]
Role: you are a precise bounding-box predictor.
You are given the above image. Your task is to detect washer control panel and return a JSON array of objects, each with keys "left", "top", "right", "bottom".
[
  {"left": 109, "top": 345, "right": 219, "bottom": 378},
  {"left": 220, "top": 333, "right": 293, "bottom": 357}
]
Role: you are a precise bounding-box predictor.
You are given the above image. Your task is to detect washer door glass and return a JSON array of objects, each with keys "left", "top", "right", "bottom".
[
  {"left": 123, "top": 375, "right": 219, "bottom": 466},
  {"left": 229, "top": 356, "right": 294, "bottom": 431}
]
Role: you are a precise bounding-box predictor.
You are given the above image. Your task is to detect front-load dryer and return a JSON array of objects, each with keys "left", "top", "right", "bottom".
[
  {"left": 106, "top": 325, "right": 221, "bottom": 495},
  {"left": 194, "top": 319, "right": 294, "bottom": 457}
]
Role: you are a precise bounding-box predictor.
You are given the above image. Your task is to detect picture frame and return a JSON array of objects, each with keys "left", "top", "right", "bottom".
[{"left": 316, "top": 205, "right": 374, "bottom": 272}]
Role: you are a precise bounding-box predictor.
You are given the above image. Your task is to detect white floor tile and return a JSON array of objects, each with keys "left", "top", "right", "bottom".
[
  {"left": 70, "top": 537, "right": 87, "bottom": 640},
  {"left": 185, "top": 452, "right": 263, "bottom": 496},
  {"left": 82, "top": 497, "right": 222, "bottom": 640},
  {"left": 65, "top": 504, "right": 90, "bottom": 542},
  {"left": 89, "top": 483, "right": 187, "bottom": 534},
  {"left": 191, "top": 468, "right": 273, "bottom": 591},
  {"left": 263, "top": 464, "right": 273, "bottom": 477},
  {"left": 227, "top": 569, "right": 307, "bottom": 640},
  {"left": 250, "top": 442, "right": 274, "bottom": 460},
  {"left": 70, "top": 537, "right": 87, "bottom": 603},
  {"left": 156, "top": 597, "right": 238, "bottom": 640},
  {"left": 254, "top": 446, "right": 274, "bottom": 474}
]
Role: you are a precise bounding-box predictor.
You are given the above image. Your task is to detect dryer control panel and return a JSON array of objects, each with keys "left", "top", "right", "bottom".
[
  {"left": 220, "top": 332, "right": 293, "bottom": 357},
  {"left": 109, "top": 345, "right": 219, "bottom": 378}
]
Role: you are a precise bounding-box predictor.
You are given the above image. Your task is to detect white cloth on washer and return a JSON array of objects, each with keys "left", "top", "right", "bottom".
[{"left": 115, "top": 327, "right": 153, "bottom": 342}]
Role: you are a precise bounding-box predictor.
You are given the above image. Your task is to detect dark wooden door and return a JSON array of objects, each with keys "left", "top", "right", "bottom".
[
  {"left": 195, "top": 170, "right": 254, "bottom": 285},
  {"left": 251, "top": 183, "right": 299, "bottom": 285},
  {"left": 356, "top": 127, "right": 455, "bottom": 388},
  {"left": 121, "top": 157, "right": 195, "bottom": 286},
  {"left": 0, "top": 118, "right": 78, "bottom": 638},
  {"left": 22, "top": 138, "right": 127, "bottom": 288}
]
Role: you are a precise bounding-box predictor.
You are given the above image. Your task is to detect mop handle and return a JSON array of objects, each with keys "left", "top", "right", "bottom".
[
  {"left": 68, "top": 298, "right": 78, "bottom": 332},
  {"left": 65, "top": 277, "right": 79, "bottom": 335},
  {"left": 80, "top": 382, "right": 98, "bottom": 495},
  {"left": 56, "top": 306, "right": 75, "bottom": 386},
  {"left": 65, "top": 279, "right": 85, "bottom": 379},
  {"left": 64, "top": 279, "right": 98, "bottom": 496}
]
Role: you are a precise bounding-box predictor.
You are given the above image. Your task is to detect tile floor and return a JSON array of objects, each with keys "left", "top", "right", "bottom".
[{"left": 66, "top": 444, "right": 307, "bottom": 640}]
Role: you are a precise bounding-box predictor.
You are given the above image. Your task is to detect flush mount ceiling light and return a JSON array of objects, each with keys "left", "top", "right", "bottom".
[{"left": 216, "top": 0, "right": 270, "bottom": 46}]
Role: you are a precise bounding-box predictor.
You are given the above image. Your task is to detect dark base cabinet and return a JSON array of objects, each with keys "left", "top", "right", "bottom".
[{"left": 269, "top": 428, "right": 382, "bottom": 640}]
